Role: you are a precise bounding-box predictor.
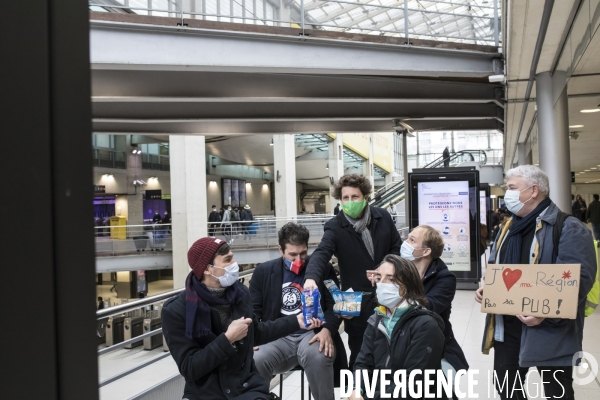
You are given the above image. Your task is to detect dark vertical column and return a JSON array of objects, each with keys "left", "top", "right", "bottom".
[{"left": 1, "top": 1, "right": 98, "bottom": 399}]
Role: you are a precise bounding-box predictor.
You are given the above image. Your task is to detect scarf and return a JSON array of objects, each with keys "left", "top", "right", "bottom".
[
  {"left": 502, "top": 197, "right": 552, "bottom": 264},
  {"left": 185, "top": 271, "right": 246, "bottom": 339},
  {"left": 345, "top": 205, "right": 375, "bottom": 260}
]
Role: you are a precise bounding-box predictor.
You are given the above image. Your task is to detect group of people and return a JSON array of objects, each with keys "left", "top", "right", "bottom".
[
  {"left": 208, "top": 204, "right": 255, "bottom": 242},
  {"left": 161, "top": 167, "right": 596, "bottom": 400},
  {"left": 152, "top": 210, "right": 171, "bottom": 224}
]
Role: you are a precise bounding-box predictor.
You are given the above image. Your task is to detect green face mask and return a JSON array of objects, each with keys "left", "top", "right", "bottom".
[{"left": 342, "top": 199, "right": 367, "bottom": 218}]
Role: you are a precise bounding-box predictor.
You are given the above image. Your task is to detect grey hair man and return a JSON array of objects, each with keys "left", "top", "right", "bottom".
[{"left": 475, "top": 165, "right": 596, "bottom": 400}]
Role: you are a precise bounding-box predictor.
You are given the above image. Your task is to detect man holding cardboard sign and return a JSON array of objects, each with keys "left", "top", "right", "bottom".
[{"left": 475, "top": 165, "right": 596, "bottom": 400}]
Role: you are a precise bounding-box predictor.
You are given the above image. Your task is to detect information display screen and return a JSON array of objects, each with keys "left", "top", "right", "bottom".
[
  {"left": 417, "top": 181, "right": 471, "bottom": 272},
  {"left": 408, "top": 168, "right": 481, "bottom": 283}
]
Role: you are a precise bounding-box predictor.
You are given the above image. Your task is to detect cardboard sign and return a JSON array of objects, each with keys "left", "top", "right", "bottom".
[{"left": 480, "top": 264, "right": 581, "bottom": 319}]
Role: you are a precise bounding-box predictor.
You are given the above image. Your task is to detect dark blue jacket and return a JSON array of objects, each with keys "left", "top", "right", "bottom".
[
  {"left": 162, "top": 284, "right": 300, "bottom": 400},
  {"left": 249, "top": 256, "right": 348, "bottom": 385},
  {"left": 483, "top": 201, "right": 597, "bottom": 367},
  {"left": 422, "top": 258, "right": 469, "bottom": 371}
]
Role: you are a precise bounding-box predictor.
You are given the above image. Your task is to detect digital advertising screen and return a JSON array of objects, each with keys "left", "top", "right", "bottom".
[
  {"left": 417, "top": 181, "right": 471, "bottom": 272},
  {"left": 409, "top": 168, "right": 481, "bottom": 283}
]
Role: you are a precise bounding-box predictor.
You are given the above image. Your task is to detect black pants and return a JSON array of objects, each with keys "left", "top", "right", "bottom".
[
  {"left": 493, "top": 316, "right": 574, "bottom": 399},
  {"left": 344, "top": 293, "right": 375, "bottom": 371}
]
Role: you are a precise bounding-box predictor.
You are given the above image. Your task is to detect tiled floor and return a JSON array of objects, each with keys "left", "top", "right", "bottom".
[{"left": 98, "top": 286, "right": 600, "bottom": 399}]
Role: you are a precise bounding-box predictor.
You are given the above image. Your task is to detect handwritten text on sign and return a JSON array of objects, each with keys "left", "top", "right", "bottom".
[{"left": 480, "top": 264, "right": 581, "bottom": 319}]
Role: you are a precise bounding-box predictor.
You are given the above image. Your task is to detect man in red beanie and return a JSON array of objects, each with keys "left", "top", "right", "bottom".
[{"left": 162, "top": 237, "right": 321, "bottom": 400}]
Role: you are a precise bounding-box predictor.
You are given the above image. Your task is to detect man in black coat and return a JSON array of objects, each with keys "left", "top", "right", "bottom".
[
  {"left": 333, "top": 203, "right": 340, "bottom": 215},
  {"left": 443, "top": 146, "right": 450, "bottom": 168},
  {"left": 398, "top": 225, "right": 469, "bottom": 375},
  {"left": 162, "top": 237, "right": 321, "bottom": 400},
  {"left": 303, "top": 174, "right": 402, "bottom": 370},
  {"left": 250, "top": 223, "right": 347, "bottom": 400},
  {"left": 208, "top": 205, "right": 221, "bottom": 237}
]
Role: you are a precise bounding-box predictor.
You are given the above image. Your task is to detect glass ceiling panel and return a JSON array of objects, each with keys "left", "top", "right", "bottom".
[{"left": 299, "top": 0, "right": 501, "bottom": 46}]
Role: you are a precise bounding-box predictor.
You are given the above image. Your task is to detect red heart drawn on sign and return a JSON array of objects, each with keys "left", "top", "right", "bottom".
[{"left": 502, "top": 268, "right": 522, "bottom": 291}]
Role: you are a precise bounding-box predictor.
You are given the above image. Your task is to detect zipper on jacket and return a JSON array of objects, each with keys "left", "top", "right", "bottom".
[{"left": 377, "top": 322, "right": 392, "bottom": 367}]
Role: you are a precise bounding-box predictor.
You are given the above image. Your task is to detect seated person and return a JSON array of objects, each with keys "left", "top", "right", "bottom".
[
  {"left": 162, "top": 237, "right": 321, "bottom": 400},
  {"left": 250, "top": 223, "right": 347, "bottom": 400},
  {"left": 349, "top": 254, "right": 445, "bottom": 400},
  {"left": 399, "top": 225, "right": 469, "bottom": 377}
]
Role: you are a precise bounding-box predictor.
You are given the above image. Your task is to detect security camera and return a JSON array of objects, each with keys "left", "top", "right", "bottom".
[
  {"left": 569, "top": 132, "right": 579, "bottom": 140},
  {"left": 488, "top": 74, "right": 506, "bottom": 84}
]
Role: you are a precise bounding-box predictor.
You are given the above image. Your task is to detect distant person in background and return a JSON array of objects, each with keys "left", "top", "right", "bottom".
[
  {"left": 490, "top": 208, "right": 500, "bottom": 240},
  {"left": 572, "top": 194, "right": 576, "bottom": 206},
  {"left": 573, "top": 194, "right": 587, "bottom": 222},
  {"left": 97, "top": 296, "right": 104, "bottom": 310},
  {"left": 152, "top": 211, "right": 162, "bottom": 223},
  {"left": 333, "top": 203, "right": 340, "bottom": 215},
  {"left": 222, "top": 205, "right": 233, "bottom": 244},
  {"left": 208, "top": 205, "right": 221, "bottom": 237},
  {"left": 161, "top": 210, "right": 171, "bottom": 224},
  {"left": 443, "top": 146, "right": 450, "bottom": 168},
  {"left": 587, "top": 194, "right": 600, "bottom": 241},
  {"left": 240, "top": 204, "right": 254, "bottom": 238},
  {"left": 387, "top": 200, "right": 397, "bottom": 224}
]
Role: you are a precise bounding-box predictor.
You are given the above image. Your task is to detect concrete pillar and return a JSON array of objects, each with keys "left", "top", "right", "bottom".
[
  {"left": 170, "top": 136, "right": 208, "bottom": 289},
  {"left": 402, "top": 133, "right": 410, "bottom": 226},
  {"left": 363, "top": 133, "right": 375, "bottom": 190},
  {"left": 517, "top": 143, "right": 528, "bottom": 166},
  {"left": 273, "top": 134, "right": 297, "bottom": 226},
  {"left": 536, "top": 71, "right": 571, "bottom": 213},
  {"left": 126, "top": 135, "right": 144, "bottom": 225},
  {"left": 328, "top": 134, "right": 344, "bottom": 212}
]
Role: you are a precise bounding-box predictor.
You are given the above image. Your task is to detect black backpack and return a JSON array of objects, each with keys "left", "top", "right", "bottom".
[{"left": 230, "top": 210, "right": 240, "bottom": 221}]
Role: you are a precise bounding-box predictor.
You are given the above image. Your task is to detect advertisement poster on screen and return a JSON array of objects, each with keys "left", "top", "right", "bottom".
[{"left": 418, "top": 181, "right": 471, "bottom": 271}]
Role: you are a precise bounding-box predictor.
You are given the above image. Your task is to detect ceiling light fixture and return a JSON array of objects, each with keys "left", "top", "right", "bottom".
[
  {"left": 580, "top": 109, "right": 600, "bottom": 113},
  {"left": 569, "top": 125, "right": 584, "bottom": 128}
]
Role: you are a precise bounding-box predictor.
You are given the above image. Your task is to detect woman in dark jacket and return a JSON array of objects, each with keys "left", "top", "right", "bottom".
[
  {"left": 573, "top": 194, "right": 587, "bottom": 222},
  {"left": 348, "top": 255, "right": 445, "bottom": 400}
]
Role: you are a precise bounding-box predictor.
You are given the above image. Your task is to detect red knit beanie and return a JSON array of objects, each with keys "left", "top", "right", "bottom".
[{"left": 188, "top": 237, "right": 228, "bottom": 279}]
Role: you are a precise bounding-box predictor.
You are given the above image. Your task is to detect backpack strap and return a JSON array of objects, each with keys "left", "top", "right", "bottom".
[{"left": 552, "top": 211, "right": 571, "bottom": 263}]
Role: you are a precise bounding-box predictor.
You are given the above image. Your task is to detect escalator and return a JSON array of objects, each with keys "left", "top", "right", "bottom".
[{"left": 370, "top": 150, "right": 487, "bottom": 209}]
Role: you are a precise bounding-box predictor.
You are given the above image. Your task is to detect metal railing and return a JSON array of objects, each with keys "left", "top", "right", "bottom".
[
  {"left": 423, "top": 149, "right": 488, "bottom": 168},
  {"left": 95, "top": 223, "right": 172, "bottom": 256},
  {"left": 97, "top": 267, "right": 255, "bottom": 387},
  {"left": 141, "top": 153, "right": 170, "bottom": 171},
  {"left": 89, "top": 0, "right": 501, "bottom": 46},
  {"left": 92, "top": 148, "right": 126, "bottom": 169},
  {"left": 207, "top": 216, "right": 330, "bottom": 248}
]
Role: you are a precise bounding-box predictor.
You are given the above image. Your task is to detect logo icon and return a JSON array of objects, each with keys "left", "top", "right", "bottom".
[
  {"left": 573, "top": 351, "right": 598, "bottom": 386},
  {"left": 458, "top": 227, "right": 467, "bottom": 234},
  {"left": 442, "top": 227, "right": 451, "bottom": 235},
  {"left": 458, "top": 244, "right": 467, "bottom": 252},
  {"left": 442, "top": 213, "right": 449, "bottom": 222},
  {"left": 281, "top": 282, "right": 303, "bottom": 315},
  {"left": 443, "top": 244, "right": 452, "bottom": 252}
]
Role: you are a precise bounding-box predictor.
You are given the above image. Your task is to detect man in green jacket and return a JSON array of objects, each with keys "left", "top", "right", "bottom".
[{"left": 587, "top": 194, "right": 600, "bottom": 241}]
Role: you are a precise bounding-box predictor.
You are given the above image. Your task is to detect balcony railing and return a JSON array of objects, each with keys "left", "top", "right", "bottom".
[
  {"left": 92, "top": 148, "right": 127, "bottom": 169},
  {"left": 141, "top": 153, "right": 170, "bottom": 171}
]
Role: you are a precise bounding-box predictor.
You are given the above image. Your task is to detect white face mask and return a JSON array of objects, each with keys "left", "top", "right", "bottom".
[
  {"left": 400, "top": 241, "right": 427, "bottom": 261},
  {"left": 504, "top": 186, "right": 533, "bottom": 215},
  {"left": 376, "top": 283, "right": 402, "bottom": 309},
  {"left": 210, "top": 262, "right": 240, "bottom": 287}
]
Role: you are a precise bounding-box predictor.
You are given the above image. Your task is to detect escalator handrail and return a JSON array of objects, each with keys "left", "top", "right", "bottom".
[{"left": 423, "top": 150, "right": 487, "bottom": 169}]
